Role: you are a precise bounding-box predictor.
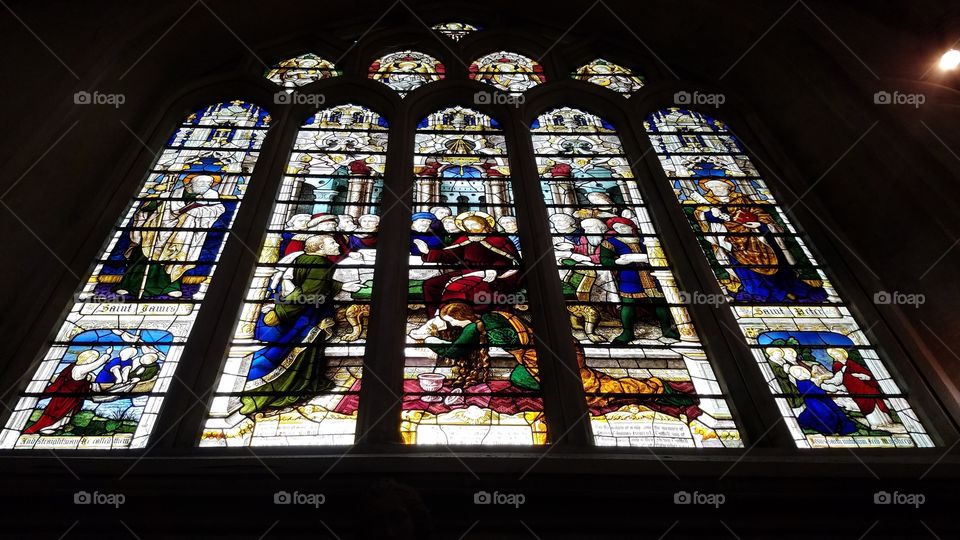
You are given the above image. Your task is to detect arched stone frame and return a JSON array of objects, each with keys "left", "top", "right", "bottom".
[{"left": 0, "top": 18, "right": 955, "bottom": 460}]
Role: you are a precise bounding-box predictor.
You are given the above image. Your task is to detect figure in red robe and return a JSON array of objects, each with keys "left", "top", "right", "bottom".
[
  {"left": 23, "top": 348, "right": 112, "bottom": 435},
  {"left": 828, "top": 347, "right": 896, "bottom": 431},
  {"left": 413, "top": 212, "right": 521, "bottom": 315}
]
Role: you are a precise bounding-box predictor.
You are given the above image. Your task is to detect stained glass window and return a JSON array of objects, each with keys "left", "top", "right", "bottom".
[
  {"left": 532, "top": 108, "right": 741, "bottom": 447},
  {"left": 469, "top": 51, "right": 546, "bottom": 93},
  {"left": 368, "top": 50, "right": 445, "bottom": 97},
  {"left": 403, "top": 106, "right": 547, "bottom": 445},
  {"left": 645, "top": 108, "right": 933, "bottom": 448},
  {"left": 0, "top": 101, "right": 271, "bottom": 450},
  {"left": 432, "top": 22, "right": 478, "bottom": 42},
  {"left": 572, "top": 58, "right": 645, "bottom": 97},
  {"left": 264, "top": 53, "right": 340, "bottom": 91},
  {"left": 201, "top": 105, "right": 387, "bottom": 447}
]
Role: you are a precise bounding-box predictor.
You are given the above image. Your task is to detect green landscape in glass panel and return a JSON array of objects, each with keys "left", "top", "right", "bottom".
[
  {"left": 201, "top": 105, "right": 386, "bottom": 447},
  {"left": 645, "top": 107, "right": 932, "bottom": 448},
  {"left": 369, "top": 50, "right": 445, "bottom": 96},
  {"left": 0, "top": 101, "right": 271, "bottom": 450},
  {"left": 532, "top": 108, "right": 741, "bottom": 447},
  {"left": 404, "top": 107, "right": 547, "bottom": 445}
]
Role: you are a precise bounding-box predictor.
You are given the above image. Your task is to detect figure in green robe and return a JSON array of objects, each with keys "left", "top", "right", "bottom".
[
  {"left": 424, "top": 303, "right": 539, "bottom": 390},
  {"left": 240, "top": 235, "right": 344, "bottom": 415}
]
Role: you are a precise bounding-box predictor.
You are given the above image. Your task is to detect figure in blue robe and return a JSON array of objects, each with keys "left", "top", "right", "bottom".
[
  {"left": 795, "top": 379, "right": 858, "bottom": 435},
  {"left": 94, "top": 355, "right": 133, "bottom": 384},
  {"left": 697, "top": 178, "right": 828, "bottom": 303},
  {"left": 409, "top": 212, "right": 444, "bottom": 255}
]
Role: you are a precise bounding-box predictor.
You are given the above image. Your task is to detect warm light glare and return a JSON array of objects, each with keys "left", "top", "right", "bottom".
[{"left": 939, "top": 49, "right": 960, "bottom": 71}]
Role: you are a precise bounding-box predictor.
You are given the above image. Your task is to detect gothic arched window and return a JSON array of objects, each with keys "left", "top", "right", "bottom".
[
  {"left": 202, "top": 105, "right": 387, "bottom": 447},
  {"left": 533, "top": 107, "right": 741, "bottom": 447},
  {"left": 644, "top": 108, "right": 932, "bottom": 448},
  {"left": 1, "top": 19, "right": 947, "bottom": 457},
  {"left": 1, "top": 101, "right": 271, "bottom": 449}
]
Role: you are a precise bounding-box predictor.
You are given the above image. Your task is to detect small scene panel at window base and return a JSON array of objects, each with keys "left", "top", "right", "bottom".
[
  {"left": 645, "top": 107, "right": 933, "bottom": 449},
  {"left": 201, "top": 105, "right": 387, "bottom": 447},
  {"left": 369, "top": 50, "right": 445, "bottom": 97},
  {"left": 0, "top": 101, "right": 271, "bottom": 450},
  {"left": 572, "top": 58, "right": 645, "bottom": 97},
  {"left": 404, "top": 106, "right": 547, "bottom": 446},
  {"left": 533, "top": 107, "right": 741, "bottom": 448}
]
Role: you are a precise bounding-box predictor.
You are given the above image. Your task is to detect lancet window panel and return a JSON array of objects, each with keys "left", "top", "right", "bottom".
[
  {"left": 533, "top": 107, "right": 742, "bottom": 448},
  {"left": 403, "top": 106, "right": 547, "bottom": 446},
  {"left": 645, "top": 108, "right": 933, "bottom": 449},
  {"left": 1, "top": 101, "right": 271, "bottom": 450},
  {"left": 200, "top": 104, "right": 388, "bottom": 447}
]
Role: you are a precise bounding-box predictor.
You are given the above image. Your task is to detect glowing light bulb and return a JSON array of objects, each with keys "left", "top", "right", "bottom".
[{"left": 939, "top": 49, "right": 960, "bottom": 71}]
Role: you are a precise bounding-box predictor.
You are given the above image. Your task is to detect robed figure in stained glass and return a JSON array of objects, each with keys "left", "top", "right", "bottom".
[
  {"left": 826, "top": 348, "right": 901, "bottom": 432},
  {"left": 22, "top": 349, "right": 112, "bottom": 435},
  {"left": 600, "top": 217, "right": 679, "bottom": 342},
  {"left": 692, "top": 176, "right": 827, "bottom": 303},
  {"left": 116, "top": 173, "right": 225, "bottom": 298},
  {"left": 240, "top": 234, "right": 345, "bottom": 415},
  {"left": 412, "top": 212, "right": 522, "bottom": 316},
  {"left": 790, "top": 364, "right": 859, "bottom": 436},
  {"left": 426, "top": 302, "right": 540, "bottom": 391},
  {"left": 199, "top": 104, "right": 381, "bottom": 447}
]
